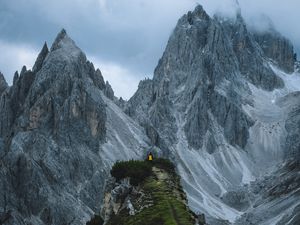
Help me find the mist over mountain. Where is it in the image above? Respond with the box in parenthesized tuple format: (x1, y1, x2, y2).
(0, 3, 300, 225)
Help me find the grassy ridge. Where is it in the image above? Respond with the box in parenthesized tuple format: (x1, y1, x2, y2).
(106, 159, 195, 225)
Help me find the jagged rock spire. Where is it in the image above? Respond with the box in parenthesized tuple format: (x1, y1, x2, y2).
(0, 71, 8, 95)
(20, 65, 27, 76)
(193, 4, 209, 19)
(104, 81, 114, 100)
(186, 4, 209, 25)
(49, 28, 85, 62)
(13, 71, 19, 85)
(50, 28, 68, 51)
(32, 42, 49, 73)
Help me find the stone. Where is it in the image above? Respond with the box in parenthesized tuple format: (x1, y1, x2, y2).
(32, 42, 49, 73)
(0, 29, 149, 225)
(0, 72, 8, 96)
(254, 28, 295, 73)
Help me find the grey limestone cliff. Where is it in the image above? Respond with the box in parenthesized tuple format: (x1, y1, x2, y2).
(254, 28, 295, 73)
(1, 3, 300, 225)
(125, 4, 300, 224)
(0, 29, 150, 225)
(127, 5, 278, 152)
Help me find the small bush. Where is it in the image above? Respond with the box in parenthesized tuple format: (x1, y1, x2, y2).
(86, 215, 103, 225)
(110, 160, 152, 186)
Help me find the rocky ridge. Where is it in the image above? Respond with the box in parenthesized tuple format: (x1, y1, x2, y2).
(125, 4, 300, 225)
(0, 29, 150, 225)
(0, 4, 299, 225)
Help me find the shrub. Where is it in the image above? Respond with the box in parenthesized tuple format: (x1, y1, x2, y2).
(110, 160, 152, 186)
(86, 215, 103, 225)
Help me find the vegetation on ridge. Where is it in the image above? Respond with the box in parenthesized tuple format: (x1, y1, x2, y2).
(106, 158, 197, 225)
(86, 158, 202, 225)
(110, 158, 175, 186)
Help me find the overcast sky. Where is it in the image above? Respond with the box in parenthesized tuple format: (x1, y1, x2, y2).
(0, 0, 299, 99)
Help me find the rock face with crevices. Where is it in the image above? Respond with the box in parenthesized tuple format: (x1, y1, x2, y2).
(284, 92, 300, 161)
(254, 28, 295, 73)
(1, 4, 300, 225)
(0, 30, 150, 225)
(126, 6, 285, 153)
(125, 4, 300, 225)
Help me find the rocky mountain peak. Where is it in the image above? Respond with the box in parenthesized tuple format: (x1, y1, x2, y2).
(13, 71, 19, 85)
(126, 5, 300, 222)
(20, 65, 27, 76)
(0, 28, 150, 225)
(178, 4, 210, 28)
(32, 42, 49, 73)
(49, 29, 84, 62)
(50, 28, 68, 51)
(191, 4, 210, 21)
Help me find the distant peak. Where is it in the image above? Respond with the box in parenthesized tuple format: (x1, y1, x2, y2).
(56, 28, 67, 41)
(194, 4, 204, 13)
(48, 28, 84, 61)
(42, 41, 49, 51)
(184, 4, 210, 26)
(193, 4, 209, 20)
(59, 28, 67, 36)
(50, 28, 69, 51)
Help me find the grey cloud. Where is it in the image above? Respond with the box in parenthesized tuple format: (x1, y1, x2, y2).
(0, 0, 299, 98)
(0, 0, 198, 93)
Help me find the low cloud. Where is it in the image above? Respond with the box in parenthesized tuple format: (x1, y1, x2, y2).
(238, 0, 300, 53)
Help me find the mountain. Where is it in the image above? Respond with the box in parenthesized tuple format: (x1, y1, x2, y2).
(0, 29, 151, 225)
(1, 4, 300, 225)
(125, 5, 300, 225)
(253, 27, 295, 73)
